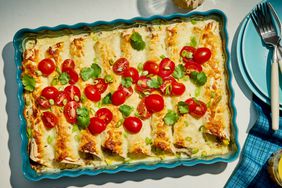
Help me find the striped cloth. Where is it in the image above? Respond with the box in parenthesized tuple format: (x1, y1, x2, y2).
(225, 96, 282, 188)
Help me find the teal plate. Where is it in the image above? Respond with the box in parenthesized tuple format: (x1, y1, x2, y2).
(13, 10, 239, 181)
(239, 0, 282, 108)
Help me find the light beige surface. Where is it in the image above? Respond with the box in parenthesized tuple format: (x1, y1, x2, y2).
(0, 0, 260, 187)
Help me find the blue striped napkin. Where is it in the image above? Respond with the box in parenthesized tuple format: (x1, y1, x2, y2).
(225, 96, 282, 188)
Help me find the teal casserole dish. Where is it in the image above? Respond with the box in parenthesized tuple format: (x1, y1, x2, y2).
(13, 9, 240, 181)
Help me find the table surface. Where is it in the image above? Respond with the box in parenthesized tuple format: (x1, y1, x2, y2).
(0, 0, 262, 187)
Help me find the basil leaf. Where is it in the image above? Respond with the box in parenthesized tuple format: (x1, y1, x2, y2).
(173, 64, 185, 80)
(91, 63, 102, 78)
(121, 77, 133, 88)
(177, 101, 189, 114)
(22, 74, 36, 92)
(147, 76, 163, 89)
(76, 107, 90, 129)
(102, 93, 112, 104)
(130, 32, 146, 51)
(163, 110, 179, 126)
(119, 104, 134, 117)
(59, 72, 70, 85)
(80, 67, 95, 81)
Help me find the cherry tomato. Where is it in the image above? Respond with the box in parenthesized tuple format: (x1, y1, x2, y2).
(144, 94, 164, 113)
(193, 47, 211, 64)
(158, 58, 175, 78)
(84, 85, 101, 102)
(64, 68, 79, 84)
(123, 117, 142, 134)
(185, 98, 197, 112)
(42, 111, 58, 128)
(137, 98, 152, 120)
(159, 76, 176, 95)
(112, 90, 126, 106)
(62, 59, 75, 72)
(64, 101, 80, 124)
(113, 57, 129, 75)
(118, 84, 133, 98)
(184, 98, 207, 118)
(36, 97, 51, 109)
(135, 76, 154, 93)
(143, 60, 159, 75)
(41, 86, 59, 100)
(180, 46, 196, 62)
(88, 117, 107, 134)
(171, 82, 186, 96)
(38, 58, 56, 76)
(55, 91, 71, 106)
(122, 67, 139, 83)
(190, 101, 207, 118)
(64, 85, 81, 101)
(93, 78, 108, 94)
(95, 108, 113, 124)
(184, 61, 202, 73)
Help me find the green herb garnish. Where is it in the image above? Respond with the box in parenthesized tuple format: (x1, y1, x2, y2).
(189, 36, 198, 47)
(22, 74, 36, 91)
(80, 63, 101, 81)
(163, 110, 179, 126)
(47, 135, 53, 144)
(121, 77, 133, 88)
(130, 32, 146, 51)
(145, 137, 152, 145)
(147, 76, 163, 89)
(104, 74, 114, 83)
(190, 71, 207, 86)
(59, 72, 70, 85)
(177, 101, 189, 114)
(119, 104, 134, 117)
(173, 64, 185, 80)
(76, 107, 90, 129)
(102, 93, 112, 105)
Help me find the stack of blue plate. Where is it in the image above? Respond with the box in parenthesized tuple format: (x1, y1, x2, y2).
(236, 0, 282, 109)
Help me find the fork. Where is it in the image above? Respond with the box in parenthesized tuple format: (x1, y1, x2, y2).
(250, 2, 281, 130)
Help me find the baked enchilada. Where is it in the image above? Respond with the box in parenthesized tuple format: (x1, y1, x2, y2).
(20, 16, 233, 173)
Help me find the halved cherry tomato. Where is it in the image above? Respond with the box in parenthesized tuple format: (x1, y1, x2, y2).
(42, 111, 58, 128)
(64, 68, 79, 84)
(171, 82, 186, 96)
(88, 117, 107, 134)
(190, 101, 207, 118)
(95, 108, 113, 124)
(36, 97, 51, 109)
(62, 59, 75, 72)
(123, 116, 142, 134)
(137, 98, 152, 120)
(185, 98, 207, 118)
(41, 86, 59, 100)
(64, 85, 81, 101)
(145, 94, 164, 113)
(158, 58, 175, 78)
(118, 84, 133, 98)
(135, 76, 154, 93)
(193, 47, 211, 64)
(185, 98, 197, 112)
(55, 91, 71, 106)
(113, 57, 129, 75)
(64, 101, 80, 124)
(112, 90, 126, 106)
(159, 76, 176, 95)
(38, 58, 56, 76)
(93, 78, 108, 94)
(180, 46, 196, 62)
(122, 67, 139, 83)
(143, 60, 159, 75)
(184, 61, 202, 73)
(84, 85, 101, 102)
